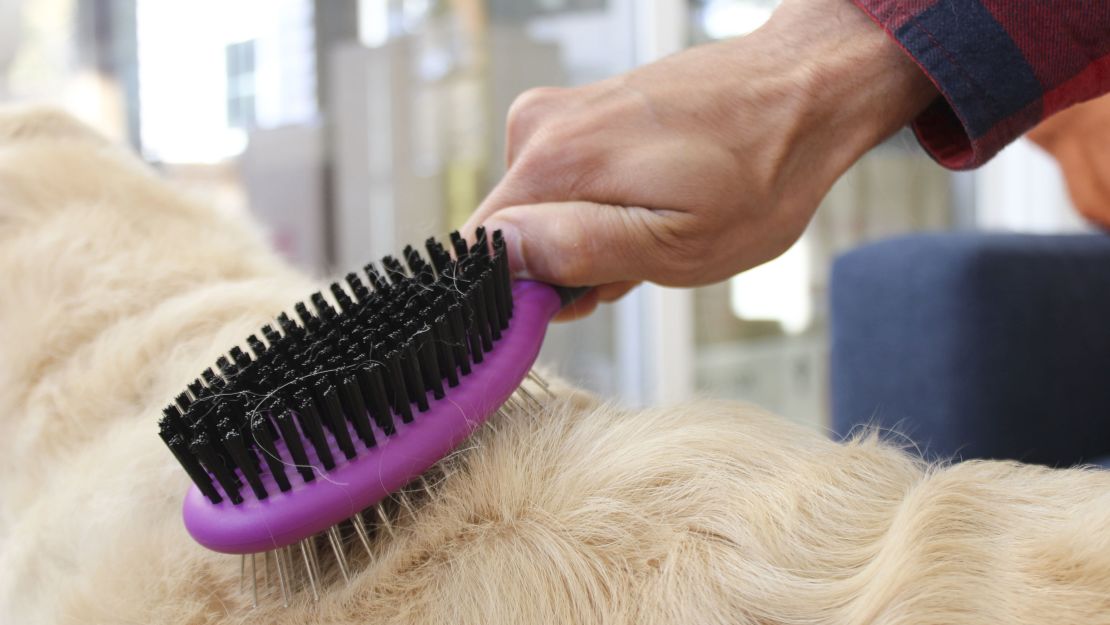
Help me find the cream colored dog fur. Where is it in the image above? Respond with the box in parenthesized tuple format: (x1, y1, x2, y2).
(0, 108, 1107, 624)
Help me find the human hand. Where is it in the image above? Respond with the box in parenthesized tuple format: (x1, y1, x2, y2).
(1028, 93, 1110, 230)
(464, 0, 936, 320)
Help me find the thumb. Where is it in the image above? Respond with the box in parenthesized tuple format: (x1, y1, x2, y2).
(480, 201, 663, 287)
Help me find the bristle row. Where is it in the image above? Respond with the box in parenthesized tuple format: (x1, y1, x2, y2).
(158, 229, 512, 504)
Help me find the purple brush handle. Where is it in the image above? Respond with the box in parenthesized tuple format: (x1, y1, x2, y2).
(182, 280, 562, 554)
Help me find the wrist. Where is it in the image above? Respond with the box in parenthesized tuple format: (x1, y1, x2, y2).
(753, 0, 938, 165)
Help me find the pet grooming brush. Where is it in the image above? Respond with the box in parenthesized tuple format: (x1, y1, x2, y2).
(158, 227, 585, 605)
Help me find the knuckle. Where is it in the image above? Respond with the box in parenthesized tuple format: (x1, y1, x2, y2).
(507, 87, 564, 137)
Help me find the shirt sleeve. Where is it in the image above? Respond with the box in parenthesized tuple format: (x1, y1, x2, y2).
(851, 0, 1110, 170)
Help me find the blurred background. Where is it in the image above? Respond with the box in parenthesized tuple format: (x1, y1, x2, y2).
(0, 0, 1091, 430)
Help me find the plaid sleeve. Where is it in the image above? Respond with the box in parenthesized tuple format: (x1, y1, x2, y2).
(852, 0, 1110, 170)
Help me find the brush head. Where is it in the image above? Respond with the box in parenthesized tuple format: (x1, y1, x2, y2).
(158, 228, 562, 554)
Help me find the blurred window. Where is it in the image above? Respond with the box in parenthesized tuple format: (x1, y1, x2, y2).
(226, 40, 257, 130)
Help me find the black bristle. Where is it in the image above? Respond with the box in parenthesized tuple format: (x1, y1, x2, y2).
(425, 237, 450, 275)
(330, 282, 355, 313)
(294, 302, 317, 330)
(174, 391, 193, 413)
(161, 404, 189, 439)
(346, 272, 372, 303)
(230, 346, 252, 369)
(398, 337, 430, 412)
(433, 313, 460, 387)
(295, 392, 336, 470)
(382, 256, 408, 285)
(187, 379, 205, 401)
(261, 324, 282, 346)
(158, 230, 525, 507)
(277, 312, 300, 337)
(275, 409, 315, 483)
(215, 355, 236, 379)
(251, 414, 291, 492)
(223, 429, 268, 500)
(473, 226, 489, 257)
(470, 278, 492, 353)
(412, 324, 445, 399)
(481, 268, 503, 340)
(403, 245, 425, 276)
(358, 365, 396, 435)
(416, 263, 435, 287)
(339, 375, 376, 447)
(450, 231, 469, 259)
(190, 432, 243, 504)
(311, 292, 337, 321)
(384, 353, 414, 423)
(317, 381, 357, 460)
(492, 230, 513, 324)
(247, 334, 267, 358)
(364, 263, 390, 292)
(470, 280, 494, 352)
(464, 297, 486, 365)
(162, 431, 222, 503)
(446, 301, 472, 374)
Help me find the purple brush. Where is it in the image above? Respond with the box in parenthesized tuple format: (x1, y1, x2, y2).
(158, 228, 584, 605)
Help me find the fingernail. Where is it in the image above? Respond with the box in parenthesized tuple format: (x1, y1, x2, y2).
(486, 220, 532, 279)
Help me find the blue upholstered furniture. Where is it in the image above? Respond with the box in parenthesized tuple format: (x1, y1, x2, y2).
(830, 232, 1110, 467)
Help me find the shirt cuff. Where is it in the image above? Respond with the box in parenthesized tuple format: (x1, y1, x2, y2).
(851, 0, 1045, 170)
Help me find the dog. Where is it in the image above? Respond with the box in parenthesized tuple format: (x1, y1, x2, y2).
(0, 107, 1107, 624)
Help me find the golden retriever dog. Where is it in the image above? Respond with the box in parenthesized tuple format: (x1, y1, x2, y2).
(0, 107, 1107, 625)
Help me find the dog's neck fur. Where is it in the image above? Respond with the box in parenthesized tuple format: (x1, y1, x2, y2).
(0, 108, 1108, 624)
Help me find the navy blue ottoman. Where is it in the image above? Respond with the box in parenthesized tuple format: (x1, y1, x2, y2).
(830, 233, 1110, 466)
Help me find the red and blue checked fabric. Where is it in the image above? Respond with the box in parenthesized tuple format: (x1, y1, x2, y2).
(852, 0, 1110, 170)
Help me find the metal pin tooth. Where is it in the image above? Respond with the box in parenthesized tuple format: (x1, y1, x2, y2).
(275, 546, 291, 607)
(286, 547, 300, 596)
(300, 540, 320, 602)
(527, 371, 555, 396)
(264, 550, 272, 593)
(419, 475, 434, 499)
(307, 536, 323, 586)
(511, 389, 533, 410)
(239, 554, 246, 592)
(529, 370, 550, 386)
(397, 491, 418, 521)
(250, 553, 259, 608)
(352, 512, 374, 557)
(327, 526, 351, 583)
(376, 503, 396, 539)
(517, 386, 544, 410)
(290, 548, 304, 595)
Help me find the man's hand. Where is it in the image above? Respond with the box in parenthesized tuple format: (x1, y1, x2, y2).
(464, 0, 936, 319)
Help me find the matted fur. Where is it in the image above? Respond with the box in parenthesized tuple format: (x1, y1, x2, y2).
(0, 108, 1107, 624)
